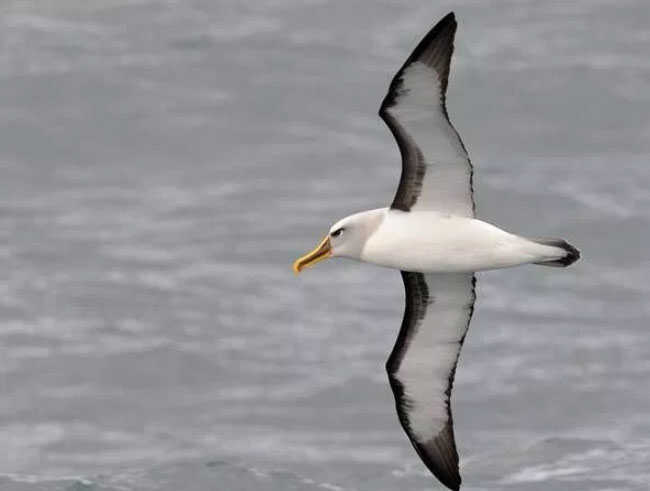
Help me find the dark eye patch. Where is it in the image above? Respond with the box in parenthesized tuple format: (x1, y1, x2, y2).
(330, 228, 344, 238)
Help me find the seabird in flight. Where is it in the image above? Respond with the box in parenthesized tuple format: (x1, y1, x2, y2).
(293, 11, 579, 491)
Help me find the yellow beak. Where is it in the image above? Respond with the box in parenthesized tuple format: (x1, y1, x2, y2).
(293, 236, 332, 274)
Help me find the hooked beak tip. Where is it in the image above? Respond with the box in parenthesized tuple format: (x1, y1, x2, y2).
(292, 236, 332, 275)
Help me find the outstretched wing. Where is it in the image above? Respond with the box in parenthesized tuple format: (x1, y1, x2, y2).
(386, 272, 476, 491)
(379, 12, 474, 216)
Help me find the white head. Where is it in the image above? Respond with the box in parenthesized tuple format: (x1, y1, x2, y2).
(293, 209, 385, 273)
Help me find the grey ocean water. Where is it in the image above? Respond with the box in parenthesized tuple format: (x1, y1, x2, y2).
(1, 1, 649, 490)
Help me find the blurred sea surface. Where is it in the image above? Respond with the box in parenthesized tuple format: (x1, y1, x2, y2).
(1, 1, 649, 490)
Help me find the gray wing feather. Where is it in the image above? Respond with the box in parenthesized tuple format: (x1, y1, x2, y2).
(379, 12, 475, 216)
(387, 271, 476, 491)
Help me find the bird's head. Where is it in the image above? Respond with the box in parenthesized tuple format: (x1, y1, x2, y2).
(292, 209, 384, 274)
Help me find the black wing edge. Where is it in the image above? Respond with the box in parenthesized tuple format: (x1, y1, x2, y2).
(386, 272, 476, 491)
(378, 12, 464, 213)
(380, 11, 457, 115)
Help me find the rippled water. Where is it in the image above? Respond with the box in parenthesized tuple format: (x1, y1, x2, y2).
(1, 1, 649, 490)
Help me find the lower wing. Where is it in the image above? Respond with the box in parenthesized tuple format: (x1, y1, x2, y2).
(386, 271, 476, 490)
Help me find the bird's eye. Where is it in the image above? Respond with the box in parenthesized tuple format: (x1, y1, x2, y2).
(330, 228, 344, 238)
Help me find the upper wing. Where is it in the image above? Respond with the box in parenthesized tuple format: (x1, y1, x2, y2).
(379, 12, 475, 216)
(386, 271, 476, 491)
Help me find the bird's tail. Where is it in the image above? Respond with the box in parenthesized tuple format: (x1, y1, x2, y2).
(531, 238, 580, 267)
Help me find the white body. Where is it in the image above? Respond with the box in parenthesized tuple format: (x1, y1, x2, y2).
(350, 208, 565, 273)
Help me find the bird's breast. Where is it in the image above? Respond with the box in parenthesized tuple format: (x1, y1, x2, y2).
(360, 211, 534, 273)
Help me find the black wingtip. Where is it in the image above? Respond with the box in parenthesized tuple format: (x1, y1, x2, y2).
(436, 11, 457, 32)
(443, 11, 456, 23)
(424, 423, 461, 490)
(380, 11, 459, 114)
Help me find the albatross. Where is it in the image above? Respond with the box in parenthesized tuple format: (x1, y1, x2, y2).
(292, 12, 579, 491)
